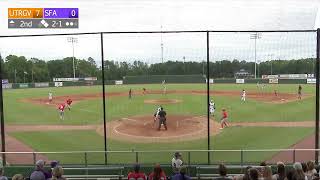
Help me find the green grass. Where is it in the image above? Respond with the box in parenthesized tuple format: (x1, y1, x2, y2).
(3, 84, 316, 124)
(10, 127, 314, 164)
(4, 83, 317, 164)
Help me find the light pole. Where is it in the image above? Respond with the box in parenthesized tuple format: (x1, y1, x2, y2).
(183, 56, 186, 73)
(268, 54, 274, 75)
(250, 33, 262, 79)
(160, 25, 164, 63)
(67, 37, 78, 79)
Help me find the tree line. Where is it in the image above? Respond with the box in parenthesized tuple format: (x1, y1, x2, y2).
(0, 54, 316, 83)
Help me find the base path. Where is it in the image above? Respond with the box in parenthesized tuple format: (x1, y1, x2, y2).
(21, 90, 311, 107)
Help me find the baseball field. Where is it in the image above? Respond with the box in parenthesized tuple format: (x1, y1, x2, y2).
(2, 83, 316, 165)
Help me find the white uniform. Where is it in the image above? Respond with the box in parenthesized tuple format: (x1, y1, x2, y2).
(154, 107, 161, 121)
(171, 157, 183, 169)
(209, 101, 215, 114)
(162, 80, 166, 94)
(48, 92, 53, 101)
(241, 90, 246, 101)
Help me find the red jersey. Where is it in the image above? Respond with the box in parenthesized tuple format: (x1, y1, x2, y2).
(148, 172, 166, 180)
(127, 172, 146, 180)
(66, 99, 72, 105)
(222, 111, 228, 118)
(58, 104, 65, 111)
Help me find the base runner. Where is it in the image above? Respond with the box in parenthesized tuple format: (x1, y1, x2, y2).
(58, 103, 66, 120)
(66, 98, 73, 111)
(220, 108, 229, 130)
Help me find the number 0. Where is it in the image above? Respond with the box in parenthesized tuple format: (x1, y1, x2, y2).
(71, 10, 76, 17)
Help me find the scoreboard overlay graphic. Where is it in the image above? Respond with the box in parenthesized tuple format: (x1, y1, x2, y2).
(8, 8, 79, 29)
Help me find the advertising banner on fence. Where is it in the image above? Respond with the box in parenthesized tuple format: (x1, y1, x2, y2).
(2, 79, 9, 84)
(53, 78, 79, 82)
(307, 78, 316, 84)
(19, 83, 29, 88)
(269, 79, 279, 84)
(205, 79, 214, 84)
(54, 82, 63, 87)
(35, 82, 49, 88)
(236, 79, 245, 84)
(84, 77, 97, 81)
(279, 74, 307, 79)
(115, 80, 123, 85)
(2, 83, 12, 89)
(262, 75, 279, 79)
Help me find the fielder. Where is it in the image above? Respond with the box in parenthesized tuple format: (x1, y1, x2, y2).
(48, 92, 53, 104)
(162, 80, 166, 94)
(241, 89, 246, 101)
(220, 108, 229, 130)
(298, 85, 302, 100)
(66, 98, 73, 111)
(129, 88, 132, 99)
(58, 103, 66, 120)
(209, 100, 215, 116)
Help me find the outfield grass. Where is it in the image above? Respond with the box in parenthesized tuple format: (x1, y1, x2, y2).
(3, 84, 316, 124)
(10, 127, 314, 164)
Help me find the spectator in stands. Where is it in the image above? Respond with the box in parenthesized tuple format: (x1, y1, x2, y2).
(307, 161, 317, 178)
(302, 163, 308, 174)
(12, 174, 25, 180)
(272, 162, 286, 180)
(172, 166, 190, 180)
(0, 167, 8, 180)
(30, 160, 51, 180)
(249, 168, 259, 180)
(259, 162, 267, 179)
(213, 164, 232, 180)
(235, 166, 251, 180)
(148, 163, 166, 180)
(51, 166, 66, 180)
(171, 152, 183, 174)
(287, 169, 296, 180)
(128, 163, 147, 180)
(293, 169, 306, 180)
(261, 166, 273, 180)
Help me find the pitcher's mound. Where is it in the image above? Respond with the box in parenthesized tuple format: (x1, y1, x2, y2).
(144, 99, 182, 104)
(97, 115, 221, 143)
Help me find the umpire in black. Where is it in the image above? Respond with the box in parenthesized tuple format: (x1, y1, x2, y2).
(158, 107, 167, 131)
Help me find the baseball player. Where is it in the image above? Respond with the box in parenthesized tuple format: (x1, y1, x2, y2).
(48, 92, 53, 103)
(142, 88, 147, 95)
(129, 88, 132, 99)
(58, 103, 66, 120)
(209, 100, 215, 116)
(298, 85, 302, 100)
(241, 89, 246, 101)
(274, 90, 278, 97)
(66, 98, 73, 111)
(153, 106, 162, 123)
(162, 80, 166, 94)
(157, 107, 167, 131)
(171, 152, 183, 174)
(220, 108, 229, 130)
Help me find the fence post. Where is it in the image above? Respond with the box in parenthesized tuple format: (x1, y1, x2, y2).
(240, 150, 244, 167)
(84, 152, 88, 167)
(135, 152, 139, 163)
(33, 152, 36, 165)
(206, 31, 211, 165)
(316, 28, 320, 165)
(293, 149, 296, 163)
(188, 151, 191, 166)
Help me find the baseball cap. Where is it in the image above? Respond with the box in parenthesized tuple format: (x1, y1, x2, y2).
(36, 160, 45, 167)
(174, 152, 182, 157)
(50, 160, 59, 168)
